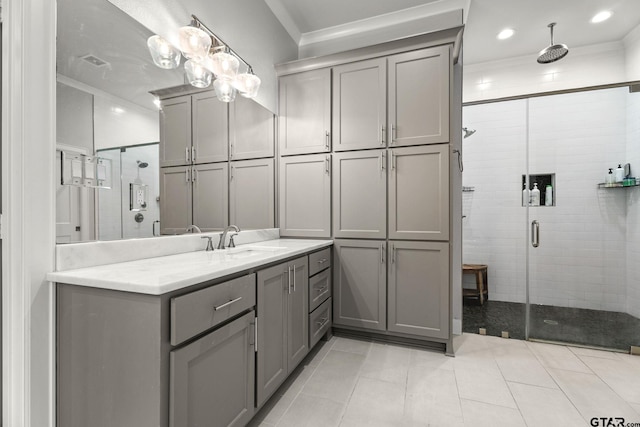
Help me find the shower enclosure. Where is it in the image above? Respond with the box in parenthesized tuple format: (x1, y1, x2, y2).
(97, 143, 159, 240)
(462, 86, 640, 352)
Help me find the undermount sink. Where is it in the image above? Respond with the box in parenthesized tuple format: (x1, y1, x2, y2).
(222, 245, 288, 259)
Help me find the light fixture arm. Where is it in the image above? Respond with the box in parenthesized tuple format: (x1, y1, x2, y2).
(190, 14, 253, 73)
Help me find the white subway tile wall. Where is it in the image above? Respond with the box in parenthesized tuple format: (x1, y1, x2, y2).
(462, 87, 639, 316)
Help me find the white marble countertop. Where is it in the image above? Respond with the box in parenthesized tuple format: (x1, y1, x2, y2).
(47, 239, 333, 295)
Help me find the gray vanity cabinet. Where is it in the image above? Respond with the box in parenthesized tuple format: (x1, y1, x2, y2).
(160, 165, 192, 235)
(278, 68, 332, 155)
(170, 311, 255, 427)
(191, 91, 229, 164)
(388, 241, 449, 339)
(388, 144, 449, 241)
(332, 150, 387, 239)
(229, 159, 274, 229)
(160, 95, 192, 167)
(256, 256, 309, 407)
(279, 154, 331, 238)
(387, 46, 450, 147)
(333, 239, 387, 331)
(229, 96, 275, 160)
(192, 162, 229, 231)
(332, 58, 387, 151)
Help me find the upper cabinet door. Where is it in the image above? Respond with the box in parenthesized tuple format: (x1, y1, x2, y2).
(388, 46, 450, 147)
(333, 150, 387, 239)
(193, 163, 229, 231)
(229, 158, 275, 230)
(192, 92, 229, 164)
(279, 154, 331, 238)
(389, 145, 449, 241)
(229, 97, 275, 160)
(279, 69, 331, 156)
(160, 96, 191, 167)
(332, 58, 387, 151)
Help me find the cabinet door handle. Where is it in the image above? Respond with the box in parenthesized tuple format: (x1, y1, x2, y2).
(230, 166, 234, 181)
(213, 296, 243, 311)
(381, 125, 385, 145)
(185, 146, 190, 163)
(325, 156, 330, 174)
(192, 168, 197, 182)
(191, 146, 196, 163)
(287, 266, 292, 294)
(390, 151, 395, 170)
(185, 169, 190, 182)
(292, 264, 296, 292)
(391, 124, 396, 143)
(253, 317, 258, 353)
(317, 317, 329, 328)
(380, 244, 384, 264)
(325, 131, 330, 150)
(391, 244, 396, 264)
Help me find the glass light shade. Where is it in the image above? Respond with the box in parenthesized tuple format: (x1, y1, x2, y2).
(185, 59, 213, 88)
(210, 51, 239, 79)
(147, 35, 181, 69)
(178, 26, 211, 59)
(234, 72, 261, 98)
(214, 78, 237, 102)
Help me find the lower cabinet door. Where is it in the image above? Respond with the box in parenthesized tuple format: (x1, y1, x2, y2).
(287, 257, 309, 372)
(256, 262, 288, 407)
(170, 311, 255, 427)
(388, 241, 449, 339)
(333, 239, 387, 331)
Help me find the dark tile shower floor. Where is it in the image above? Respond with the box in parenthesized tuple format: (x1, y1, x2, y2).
(463, 299, 640, 351)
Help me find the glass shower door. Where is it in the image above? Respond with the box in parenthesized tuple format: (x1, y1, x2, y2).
(525, 89, 640, 351)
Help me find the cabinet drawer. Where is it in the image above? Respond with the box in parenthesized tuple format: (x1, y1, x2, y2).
(309, 247, 331, 276)
(309, 297, 332, 349)
(309, 268, 331, 313)
(171, 274, 256, 346)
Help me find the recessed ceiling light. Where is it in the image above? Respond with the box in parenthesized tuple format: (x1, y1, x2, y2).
(591, 11, 612, 23)
(497, 28, 515, 40)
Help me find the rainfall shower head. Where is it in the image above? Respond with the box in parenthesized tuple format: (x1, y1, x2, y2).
(137, 160, 149, 168)
(537, 23, 569, 64)
(462, 127, 476, 138)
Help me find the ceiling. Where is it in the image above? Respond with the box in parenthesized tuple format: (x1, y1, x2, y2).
(266, 0, 640, 65)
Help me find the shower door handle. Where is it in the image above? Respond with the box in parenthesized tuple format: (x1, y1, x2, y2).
(531, 220, 540, 248)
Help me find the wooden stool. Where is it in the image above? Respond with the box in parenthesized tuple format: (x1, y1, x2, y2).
(463, 264, 488, 305)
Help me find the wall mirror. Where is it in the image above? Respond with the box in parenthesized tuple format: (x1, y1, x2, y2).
(57, 0, 280, 244)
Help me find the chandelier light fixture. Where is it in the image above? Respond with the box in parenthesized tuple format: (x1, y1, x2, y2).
(147, 15, 261, 101)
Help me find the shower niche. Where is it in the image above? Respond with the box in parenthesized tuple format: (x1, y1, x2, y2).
(522, 173, 555, 207)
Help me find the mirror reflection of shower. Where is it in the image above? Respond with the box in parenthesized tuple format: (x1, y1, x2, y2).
(97, 143, 159, 240)
(463, 127, 476, 138)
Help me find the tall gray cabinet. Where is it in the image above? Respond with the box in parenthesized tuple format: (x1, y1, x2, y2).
(159, 90, 275, 234)
(276, 33, 461, 353)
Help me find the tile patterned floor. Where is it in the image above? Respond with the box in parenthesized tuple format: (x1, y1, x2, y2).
(249, 333, 640, 427)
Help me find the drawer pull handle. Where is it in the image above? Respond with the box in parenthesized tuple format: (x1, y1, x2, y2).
(213, 296, 243, 311)
(316, 285, 328, 293)
(316, 317, 329, 328)
(317, 258, 327, 264)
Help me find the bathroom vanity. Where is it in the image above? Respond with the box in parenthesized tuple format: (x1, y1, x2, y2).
(48, 236, 332, 427)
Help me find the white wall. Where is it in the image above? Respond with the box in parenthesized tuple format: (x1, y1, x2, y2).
(626, 91, 640, 318)
(56, 82, 93, 151)
(463, 42, 626, 104)
(463, 88, 633, 312)
(624, 24, 640, 84)
(94, 95, 159, 150)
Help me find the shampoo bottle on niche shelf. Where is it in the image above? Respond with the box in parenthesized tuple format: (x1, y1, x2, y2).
(523, 183, 529, 206)
(531, 183, 540, 206)
(606, 168, 615, 185)
(545, 185, 553, 206)
(615, 164, 625, 182)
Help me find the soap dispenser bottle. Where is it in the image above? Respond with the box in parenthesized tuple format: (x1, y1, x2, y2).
(606, 168, 614, 185)
(531, 183, 540, 206)
(615, 164, 625, 182)
(523, 183, 529, 206)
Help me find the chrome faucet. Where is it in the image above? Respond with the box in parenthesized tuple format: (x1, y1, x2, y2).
(186, 224, 202, 233)
(201, 236, 215, 251)
(218, 225, 240, 249)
